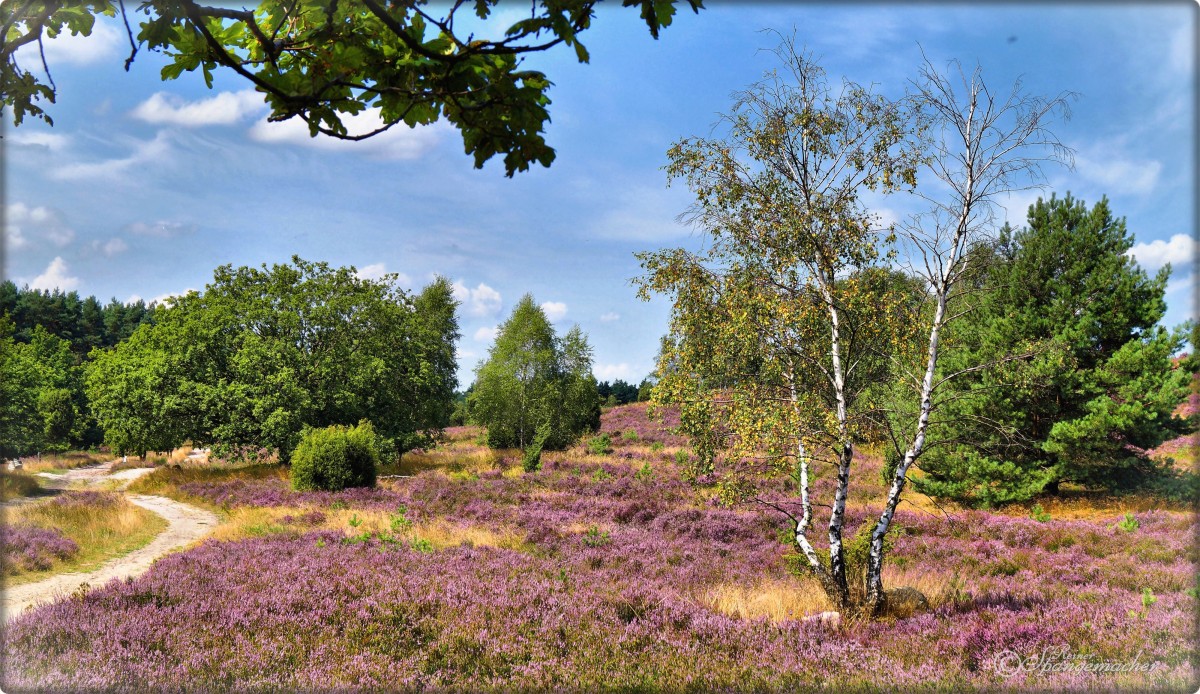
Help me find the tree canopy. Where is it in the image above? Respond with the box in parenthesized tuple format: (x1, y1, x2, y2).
(84, 257, 459, 460)
(916, 194, 1191, 505)
(0, 281, 154, 356)
(2, 0, 702, 176)
(469, 294, 599, 450)
(637, 39, 1074, 617)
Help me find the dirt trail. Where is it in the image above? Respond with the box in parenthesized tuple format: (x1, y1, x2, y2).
(3, 461, 219, 621)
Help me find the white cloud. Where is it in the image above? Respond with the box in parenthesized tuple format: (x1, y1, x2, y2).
(1128, 233, 1195, 273)
(132, 90, 266, 127)
(8, 130, 70, 152)
(6, 203, 73, 250)
(1073, 144, 1162, 197)
(30, 257, 79, 291)
(99, 238, 128, 257)
(23, 18, 122, 66)
(541, 301, 568, 321)
(599, 312, 620, 322)
(52, 132, 171, 181)
(594, 363, 635, 381)
(125, 294, 143, 304)
(5, 225, 28, 250)
(473, 326, 499, 342)
(1166, 271, 1194, 297)
(355, 263, 388, 281)
(354, 263, 411, 285)
(150, 288, 197, 306)
(248, 110, 449, 160)
(452, 281, 502, 317)
(126, 220, 194, 237)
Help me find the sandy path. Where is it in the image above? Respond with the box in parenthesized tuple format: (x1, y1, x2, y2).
(3, 466, 219, 621)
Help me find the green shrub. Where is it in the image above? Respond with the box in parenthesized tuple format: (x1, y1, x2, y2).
(622, 429, 639, 441)
(1029, 504, 1051, 522)
(1116, 512, 1139, 532)
(523, 423, 552, 472)
(587, 433, 612, 456)
(649, 441, 664, 453)
(290, 421, 380, 492)
(582, 525, 611, 547)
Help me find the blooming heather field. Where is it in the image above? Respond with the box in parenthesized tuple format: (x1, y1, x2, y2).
(3, 404, 1196, 691)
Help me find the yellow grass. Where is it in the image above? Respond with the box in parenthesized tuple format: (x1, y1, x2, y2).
(698, 577, 832, 622)
(207, 505, 528, 551)
(16, 450, 110, 474)
(127, 464, 287, 511)
(4, 494, 167, 586)
(0, 471, 41, 501)
(698, 567, 958, 623)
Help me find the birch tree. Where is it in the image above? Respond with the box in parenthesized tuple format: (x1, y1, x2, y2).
(863, 60, 1073, 613)
(638, 40, 1073, 617)
(636, 38, 923, 612)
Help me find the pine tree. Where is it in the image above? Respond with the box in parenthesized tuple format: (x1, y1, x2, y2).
(916, 194, 1190, 505)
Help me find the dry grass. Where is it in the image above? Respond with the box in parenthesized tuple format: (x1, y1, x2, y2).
(4, 494, 167, 586)
(16, 450, 110, 474)
(698, 567, 959, 624)
(208, 505, 527, 551)
(698, 577, 833, 622)
(385, 443, 516, 479)
(993, 492, 1189, 520)
(127, 465, 288, 511)
(0, 471, 42, 501)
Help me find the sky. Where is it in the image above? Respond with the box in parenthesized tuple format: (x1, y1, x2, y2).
(3, 2, 1197, 387)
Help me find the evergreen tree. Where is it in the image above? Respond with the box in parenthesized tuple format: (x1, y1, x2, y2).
(916, 194, 1190, 505)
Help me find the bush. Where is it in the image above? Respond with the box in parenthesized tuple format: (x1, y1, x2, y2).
(587, 433, 612, 456)
(290, 421, 380, 492)
(523, 423, 552, 472)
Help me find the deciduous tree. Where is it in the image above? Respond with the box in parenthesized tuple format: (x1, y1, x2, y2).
(470, 294, 599, 451)
(2, 0, 702, 176)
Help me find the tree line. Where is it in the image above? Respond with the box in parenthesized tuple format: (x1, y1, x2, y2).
(0, 282, 154, 355)
(84, 257, 459, 462)
(0, 284, 155, 456)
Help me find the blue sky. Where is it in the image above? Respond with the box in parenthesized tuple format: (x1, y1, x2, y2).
(4, 2, 1196, 387)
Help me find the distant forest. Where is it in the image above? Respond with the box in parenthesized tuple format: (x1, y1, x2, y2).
(0, 281, 155, 355)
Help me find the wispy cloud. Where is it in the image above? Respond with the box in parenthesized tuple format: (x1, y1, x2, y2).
(6, 202, 73, 249)
(132, 90, 266, 127)
(97, 238, 128, 257)
(1073, 141, 1162, 197)
(589, 185, 691, 242)
(126, 220, 195, 238)
(248, 111, 449, 160)
(52, 132, 172, 181)
(8, 130, 70, 152)
(30, 257, 80, 291)
(452, 281, 502, 317)
(599, 312, 620, 322)
(473, 326, 499, 342)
